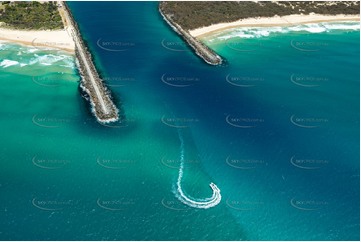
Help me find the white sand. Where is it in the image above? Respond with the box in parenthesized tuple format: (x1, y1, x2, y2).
(0, 27, 75, 52)
(189, 14, 360, 38)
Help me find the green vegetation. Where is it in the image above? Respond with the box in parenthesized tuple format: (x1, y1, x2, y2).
(160, 1, 360, 30)
(0, 1, 63, 30)
(0, 3, 6, 12)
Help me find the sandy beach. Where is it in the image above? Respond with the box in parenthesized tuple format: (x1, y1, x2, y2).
(0, 27, 75, 52)
(189, 14, 360, 38)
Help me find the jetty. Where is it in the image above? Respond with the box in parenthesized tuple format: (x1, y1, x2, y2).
(159, 2, 223, 66)
(60, 2, 119, 123)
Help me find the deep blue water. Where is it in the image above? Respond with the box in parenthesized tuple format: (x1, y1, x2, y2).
(0, 1, 359, 240)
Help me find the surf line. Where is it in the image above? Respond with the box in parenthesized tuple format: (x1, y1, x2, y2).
(173, 128, 221, 209)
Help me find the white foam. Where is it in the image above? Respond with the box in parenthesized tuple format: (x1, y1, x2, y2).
(27, 48, 39, 53)
(1, 43, 74, 69)
(208, 22, 360, 41)
(174, 129, 221, 209)
(0, 59, 19, 68)
(302, 23, 327, 33)
(322, 22, 360, 30)
(29, 53, 73, 66)
(218, 32, 255, 40)
(38, 54, 65, 66)
(60, 58, 76, 68)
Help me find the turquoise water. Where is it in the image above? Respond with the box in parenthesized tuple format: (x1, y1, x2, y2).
(0, 2, 359, 240)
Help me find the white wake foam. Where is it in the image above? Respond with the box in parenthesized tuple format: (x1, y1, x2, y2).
(174, 129, 221, 209)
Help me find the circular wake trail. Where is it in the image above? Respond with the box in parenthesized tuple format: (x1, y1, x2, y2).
(174, 129, 221, 209)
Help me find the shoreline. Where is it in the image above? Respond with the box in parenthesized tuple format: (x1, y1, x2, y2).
(0, 2, 119, 123)
(0, 1, 75, 53)
(0, 27, 75, 53)
(189, 14, 360, 38)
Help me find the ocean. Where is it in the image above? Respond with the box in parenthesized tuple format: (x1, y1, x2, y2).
(0, 2, 359, 240)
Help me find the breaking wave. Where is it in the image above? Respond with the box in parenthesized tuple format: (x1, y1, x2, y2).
(208, 22, 360, 41)
(0, 59, 20, 68)
(0, 43, 74, 68)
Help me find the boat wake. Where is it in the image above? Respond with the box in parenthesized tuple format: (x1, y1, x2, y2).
(173, 129, 221, 209)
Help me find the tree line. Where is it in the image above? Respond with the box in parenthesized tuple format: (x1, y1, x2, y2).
(160, 1, 360, 30)
(0, 1, 63, 30)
